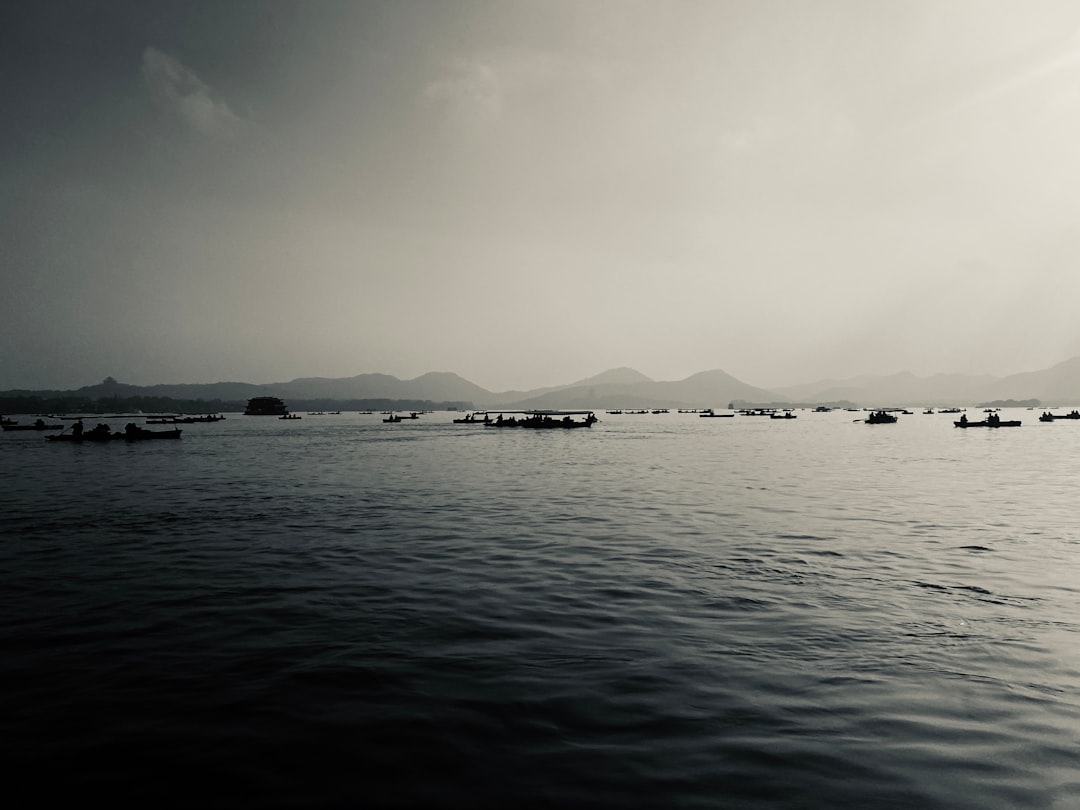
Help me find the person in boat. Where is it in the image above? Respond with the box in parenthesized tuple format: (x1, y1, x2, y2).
(959, 413, 968, 424)
(34, 418, 45, 428)
(88, 422, 112, 439)
(71, 419, 84, 438)
(125, 422, 144, 437)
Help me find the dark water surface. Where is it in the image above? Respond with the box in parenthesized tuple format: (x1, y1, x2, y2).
(3, 410, 1079, 808)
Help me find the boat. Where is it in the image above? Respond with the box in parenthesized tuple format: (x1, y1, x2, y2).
(244, 397, 289, 416)
(1039, 411, 1080, 422)
(486, 410, 598, 429)
(146, 414, 226, 424)
(279, 413, 301, 420)
(383, 412, 420, 423)
(770, 412, 797, 420)
(2, 419, 63, 431)
(954, 418, 1021, 428)
(453, 412, 490, 424)
(864, 411, 898, 424)
(699, 409, 734, 418)
(47, 423, 182, 442)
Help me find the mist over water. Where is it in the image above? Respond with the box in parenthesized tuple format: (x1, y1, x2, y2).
(3, 410, 1079, 808)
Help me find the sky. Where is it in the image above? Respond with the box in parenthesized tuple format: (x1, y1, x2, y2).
(5, 0, 1080, 393)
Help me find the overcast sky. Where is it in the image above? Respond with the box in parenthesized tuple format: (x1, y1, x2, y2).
(4, 0, 1080, 392)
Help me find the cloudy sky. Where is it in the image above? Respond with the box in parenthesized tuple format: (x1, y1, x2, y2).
(5, 0, 1080, 392)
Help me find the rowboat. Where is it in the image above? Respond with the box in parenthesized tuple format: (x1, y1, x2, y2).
(48, 426, 183, 442)
(486, 410, 598, 429)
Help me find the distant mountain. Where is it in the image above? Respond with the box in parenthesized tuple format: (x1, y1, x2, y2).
(979, 356, 1080, 404)
(773, 371, 999, 407)
(507, 368, 780, 409)
(263, 371, 493, 404)
(6, 357, 1080, 409)
(571, 367, 654, 387)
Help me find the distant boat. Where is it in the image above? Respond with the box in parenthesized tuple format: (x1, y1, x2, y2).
(1039, 411, 1080, 422)
(3, 419, 63, 431)
(699, 409, 734, 418)
(245, 397, 288, 416)
(770, 412, 797, 420)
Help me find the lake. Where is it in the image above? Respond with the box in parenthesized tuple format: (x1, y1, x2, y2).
(3, 409, 1079, 808)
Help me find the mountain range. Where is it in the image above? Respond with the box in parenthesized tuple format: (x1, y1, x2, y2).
(5, 357, 1080, 409)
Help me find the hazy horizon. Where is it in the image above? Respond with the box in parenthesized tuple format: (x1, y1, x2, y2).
(6, 1, 1080, 393)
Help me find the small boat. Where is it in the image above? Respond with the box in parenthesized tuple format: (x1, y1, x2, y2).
(279, 413, 301, 420)
(699, 409, 734, 418)
(864, 411, 898, 424)
(954, 419, 1021, 428)
(383, 412, 420, 423)
(770, 412, 797, 420)
(1039, 411, 1080, 422)
(453, 412, 490, 424)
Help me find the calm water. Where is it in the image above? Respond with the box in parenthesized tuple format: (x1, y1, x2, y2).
(3, 410, 1079, 808)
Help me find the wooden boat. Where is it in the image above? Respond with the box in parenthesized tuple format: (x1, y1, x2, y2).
(770, 412, 797, 419)
(48, 426, 182, 442)
(486, 410, 598, 429)
(453, 412, 490, 424)
(864, 411, 898, 424)
(279, 414, 301, 420)
(954, 419, 1020, 428)
(146, 414, 225, 424)
(383, 412, 420, 423)
(3, 420, 63, 431)
(699, 409, 734, 418)
(1039, 411, 1080, 422)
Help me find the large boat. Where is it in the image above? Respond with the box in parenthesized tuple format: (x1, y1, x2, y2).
(146, 414, 226, 424)
(2, 419, 63, 431)
(48, 423, 183, 442)
(486, 410, 598, 429)
(244, 397, 289, 416)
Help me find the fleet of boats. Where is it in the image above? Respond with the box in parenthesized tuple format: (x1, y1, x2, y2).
(11, 398, 1080, 444)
